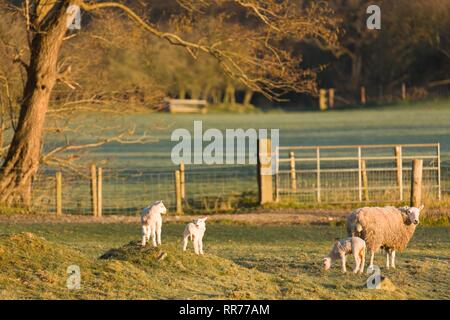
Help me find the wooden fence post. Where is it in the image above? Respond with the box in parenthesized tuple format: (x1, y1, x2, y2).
(395, 146, 403, 201)
(319, 89, 327, 111)
(328, 88, 335, 109)
(401, 83, 407, 100)
(97, 167, 102, 218)
(316, 147, 321, 203)
(56, 171, 62, 216)
(90, 164, 98, 217)
(289, 152, 297, 191)
(360, 86, 366, 105)
(361, 160, 369, 202)
(411, 159, 423, 207)
(175, 170, 183, 214)
(257, 138, 273, 204)
(180, 161, 185, 200)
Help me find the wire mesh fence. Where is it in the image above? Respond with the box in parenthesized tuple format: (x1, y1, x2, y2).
(30, 165, 257, 215)
(26, 143, 449, 215)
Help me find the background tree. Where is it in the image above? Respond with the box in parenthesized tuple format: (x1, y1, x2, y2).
(0, 0, 338, 205)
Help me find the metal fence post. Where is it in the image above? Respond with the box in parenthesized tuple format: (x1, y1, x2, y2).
(97, 167, 102, 218)
(358, 147, 363, 202)
(395, 146, 403, 201)
(316, 147, 321, 203)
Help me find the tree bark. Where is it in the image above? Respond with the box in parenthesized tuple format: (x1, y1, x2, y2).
(243, 89, 254, 105)
(350, 53, 363, 99)
(0, 1, 70, 206)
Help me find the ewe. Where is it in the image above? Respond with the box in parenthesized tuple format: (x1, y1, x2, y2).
(347, 205, 423, 269)
(323, 237, 366, 274)
(141, 200, 167, 247)
(182, 217, 208, 255)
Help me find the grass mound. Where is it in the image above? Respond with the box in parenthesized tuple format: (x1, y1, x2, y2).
(0, 234, 279, 299)
(100, 240, 279, 299)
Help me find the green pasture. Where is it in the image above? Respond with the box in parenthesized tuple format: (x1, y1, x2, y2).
(0, 222, 448, 299)
(46, 99, 450, 168)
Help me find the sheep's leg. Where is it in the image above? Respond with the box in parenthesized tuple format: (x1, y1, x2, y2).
(386, 250, 390, 269)
(182, 234, 189, 251)
(341, 255, 346, 273)
(141, 225, 148, 247)
(151, 227, 157, 247)
(193, 238, 199, 254)
(156, 226, 162, 245)
(199, 237, 204, 255)
(359, 248, 366, 274)
(391, 251, 396, 269)
(353, 255, 360, 274)
(368, 250, 375, 270)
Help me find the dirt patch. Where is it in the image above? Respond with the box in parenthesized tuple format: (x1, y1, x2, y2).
(0, 208, 349, 225)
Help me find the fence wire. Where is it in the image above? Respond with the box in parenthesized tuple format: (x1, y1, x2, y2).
(26, 146, 449, 215)
(30, 165, 257, 215)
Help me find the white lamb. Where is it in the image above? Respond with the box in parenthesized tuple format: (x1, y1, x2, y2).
(182, 217, 208, 255)
(323, 237, 366, 274)
(141, 200, 167, 247)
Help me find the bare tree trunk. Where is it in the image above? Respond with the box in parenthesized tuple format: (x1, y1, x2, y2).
(350, 53, 363, 100)
(223, 83, 236, 104)
(0, 1, 69, 206)
(243, 89, 254, 105)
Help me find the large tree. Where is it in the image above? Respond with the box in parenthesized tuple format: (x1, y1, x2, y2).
(0, 0, 338, 206)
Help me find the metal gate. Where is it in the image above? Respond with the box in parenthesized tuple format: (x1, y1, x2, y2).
(275, 143, 441, 204)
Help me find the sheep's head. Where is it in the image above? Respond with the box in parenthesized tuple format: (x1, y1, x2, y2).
(153, 200, 167, 214)
(193, 217, 207, 230)
(323, 257, 331, 270)
(401, 205, 423, 225)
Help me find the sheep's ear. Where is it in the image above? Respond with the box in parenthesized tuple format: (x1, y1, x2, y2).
(203, 217, 208, 221)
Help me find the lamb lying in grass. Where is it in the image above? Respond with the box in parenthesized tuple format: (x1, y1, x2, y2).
(141, 200, 167, 247)
(323, 237, 366, 274)
(182, 217, 207, 255)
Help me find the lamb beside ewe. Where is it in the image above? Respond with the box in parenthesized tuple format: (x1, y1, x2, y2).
(323, 236, 366, 274)
(347, 205, 423, 269)
(141, 200, 167, 247)
(182, 217, 207, 255)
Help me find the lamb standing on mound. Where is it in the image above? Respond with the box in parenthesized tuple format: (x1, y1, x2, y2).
(346, 205, 423, 269)
(141, 200, 167, 247)
(183, 217, 207, 255)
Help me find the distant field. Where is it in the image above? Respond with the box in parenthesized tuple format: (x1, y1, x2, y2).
(47, 99, 450, 168)
(32, 100, 450, 214)
(0, 221, 448, 299)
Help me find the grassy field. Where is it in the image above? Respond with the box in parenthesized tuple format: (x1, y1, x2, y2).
(51, 99, 450, 168)
(34, 99, 450, 214)
(0, 220, 448, 299)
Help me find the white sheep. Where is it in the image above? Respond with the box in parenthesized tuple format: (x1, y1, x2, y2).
(346, 205, 423, 269)
(182, 217, 208, 254)
(323, 237, 366, 274)
(141, 200, 167, 247)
